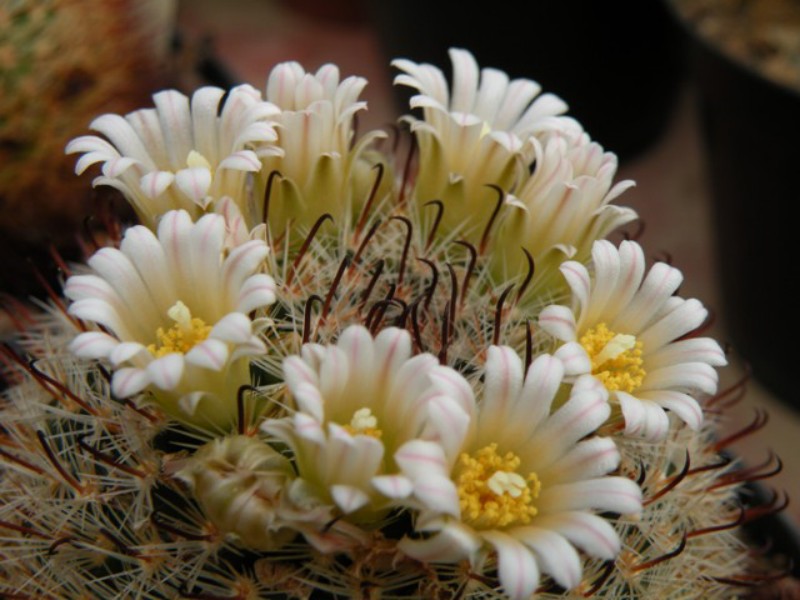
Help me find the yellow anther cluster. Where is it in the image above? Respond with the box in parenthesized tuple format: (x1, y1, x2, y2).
(147, 301, 212, 357)
(580, 322, 646, 393)
(342, 407, 383, 439)
(456, 443, 540, 529)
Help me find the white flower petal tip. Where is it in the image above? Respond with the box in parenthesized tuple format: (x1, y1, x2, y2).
(268, 325, 475, 522)
(64, 210, 276, 429)
(371, 476, 414, 499)
(541, 239, 725, 436)
(331, 485, 370, 514)
(66, 85, 278, 227)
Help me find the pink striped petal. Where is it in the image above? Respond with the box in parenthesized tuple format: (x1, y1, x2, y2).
(534, 512, 621, 560)
(175, 167, 212, 205)
(69, 332, 119, 359)
(331, 485, 370, 514)
(481, 345, 524, 419)
(554, 341, 591, 376)
(185, 339, 229, 371)
(639, 390, 703, 431)
(539, 437, 619, 484)
(617, 391, 670, 440)
(110, 341, 148, 365)
(539, 477, 642, 515)
(399, 521, 479, 563)
(538, 304, 577, 342)
(145, 354, 185, 390)
(138, 170, 174, 199)
(482, 530, 540, 600)
(645, 337, 727, 370)
(372, 475, 413, 499)
(512, 527, 582, 590)
(112, 367, 150, 398)
(641, 362, 719, 396)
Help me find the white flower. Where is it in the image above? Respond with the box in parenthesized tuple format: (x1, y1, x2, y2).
(67, 85, 279, 228)
(539, 240, 728, 440)
(261, 325, 474, 530)
(393, 48, 578, 238)
(255, 62, 384, 234)
(398, 348, 641, 600)
(65, 209, 276, 430)
(491, 132, 638, 294)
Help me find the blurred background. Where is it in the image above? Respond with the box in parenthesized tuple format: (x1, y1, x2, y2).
(2, 0, 798, 543)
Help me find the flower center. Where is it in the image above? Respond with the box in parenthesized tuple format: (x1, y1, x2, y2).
(456, 443, 540, 529)
(580, 322, 646, 393)
(147, 301, 212, 357)
(342, 407, 382, 439)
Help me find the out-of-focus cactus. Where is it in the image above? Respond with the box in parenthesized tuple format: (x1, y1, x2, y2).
(0, 0, 175, 296)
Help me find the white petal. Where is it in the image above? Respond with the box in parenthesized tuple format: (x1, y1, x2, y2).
(209, 312, 252, 343)
(185, 339, 230, 370)
(638, 298, 707, 350)
(513, 528, 582, 590)
(517, 354, 565, 434)
(554, 342, 591, 376)
(538, 304, 577, 342)
(482, 530, 540, 600)
(69, 332, 118, 359)
(533, 512, 621, 560)
(373, 327, 413, 385)
(641, 362, 719, 396)
(639, 390, 703, 431)
(218, 150, 261, 172)
(110, 341, 148, 365)
(617, 391, 670, 440)
(645, 337, 727, 370)
(531, 384, 609, 467)
(145, 354, 185, 390)
(422, 395, 471, 463)
(372, 475, 413, 499)
(583, 240, 621, 325)
(394, 439, 450, 480)
(559, 261, 591, 313)
(291, 381, 325, 422)
(413, 474, 461, 517)
(236, 274, 276, 313)
(481, 345, 524, 420)
(539, 477, 642, 515)
(112, 367, 150, 398)
(191, 86, 225, 161)
(427, 366, 476, 419)
(291, 413, 326, 445)
(153, 90, 193, 167)
(398, 520, 480, 563)
(616, 262, 683, 334)
(223, 240, 270, 297)
(175, 167, 212, 205)
(331, 485, 370, 514)
(539, 437, 619, 483)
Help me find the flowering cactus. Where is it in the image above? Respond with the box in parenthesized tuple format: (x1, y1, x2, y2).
(0, 49, 784, 599)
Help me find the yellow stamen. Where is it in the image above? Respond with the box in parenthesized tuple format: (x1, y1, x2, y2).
(342, 407, 383, 439)
(147, 301, 212, 357)
(187, 150, 212, 170)
(456, 443, 540, 529)
(580, 322, 646, 393)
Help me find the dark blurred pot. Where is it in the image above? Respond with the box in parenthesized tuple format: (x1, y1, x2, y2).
(369, 0, 686, 160)
(678, 15, 796, 404)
